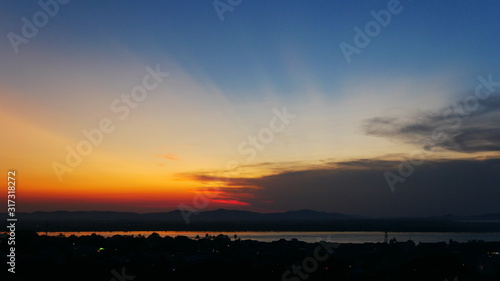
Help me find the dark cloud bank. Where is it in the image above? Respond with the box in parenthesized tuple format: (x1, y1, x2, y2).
(363, 95, 500, 153)
(221, 158, 499, 217)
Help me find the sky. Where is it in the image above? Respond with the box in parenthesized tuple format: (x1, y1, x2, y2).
(1, 0, 499, 217)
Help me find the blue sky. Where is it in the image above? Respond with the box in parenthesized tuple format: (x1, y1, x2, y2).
(3, 0, 500, 97)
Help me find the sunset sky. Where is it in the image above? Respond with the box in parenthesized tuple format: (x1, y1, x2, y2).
(1, 0, 500, 217)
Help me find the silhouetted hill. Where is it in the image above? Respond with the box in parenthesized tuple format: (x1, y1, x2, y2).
(265, 209, 359, 221)
(429, 212, 500, 221)
(25, 210, 139, 221)
(471, 213, 500, 220)
(195, 209, 262, 221)
(6, 209, 355, 222)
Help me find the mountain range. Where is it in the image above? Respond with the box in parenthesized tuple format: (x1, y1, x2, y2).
(3, 209, 500, 232)
(6, 209, 500, 221)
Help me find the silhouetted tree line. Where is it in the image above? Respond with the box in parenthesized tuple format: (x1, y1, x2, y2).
(1, 230, 499, 281)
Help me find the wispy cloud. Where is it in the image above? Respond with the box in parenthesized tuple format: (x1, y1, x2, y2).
(158, 153, 180, 161)
(363, 96, 500, 153)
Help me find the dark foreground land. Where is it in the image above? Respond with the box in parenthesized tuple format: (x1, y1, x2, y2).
(2, 231, 500, 281)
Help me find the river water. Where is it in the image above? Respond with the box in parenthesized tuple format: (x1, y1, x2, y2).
(41, 231, 500, 243)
